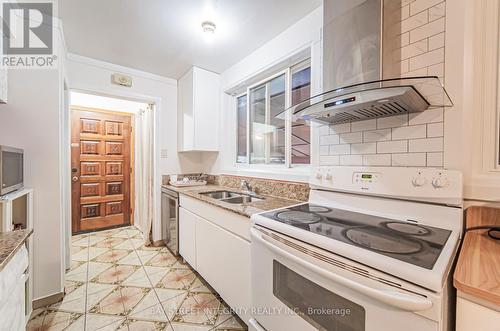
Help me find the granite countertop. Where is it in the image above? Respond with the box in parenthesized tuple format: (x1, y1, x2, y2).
(0, 229, 33, 272)
(454, 206, 500, 306)
(163, 184, 303, 218)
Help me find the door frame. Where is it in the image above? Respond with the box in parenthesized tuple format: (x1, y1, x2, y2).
(70, 105, 136, 233)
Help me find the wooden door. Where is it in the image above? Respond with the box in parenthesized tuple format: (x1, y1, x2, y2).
(71, 108, 133, 234)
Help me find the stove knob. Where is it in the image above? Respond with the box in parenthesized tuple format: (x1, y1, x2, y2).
(316, 172, 323, 180)
(325, 172, 333, 180)
(412, 175, 426, 187)
(432, 176, 449, 188)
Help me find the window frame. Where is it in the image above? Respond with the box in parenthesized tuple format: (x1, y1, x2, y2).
(235, 59, 312, 169)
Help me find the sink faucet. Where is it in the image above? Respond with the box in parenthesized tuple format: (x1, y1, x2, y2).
(240, 180, 254, 194)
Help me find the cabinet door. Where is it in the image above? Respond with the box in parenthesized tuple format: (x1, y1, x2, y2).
(193, 67, 220, 151)
(196, 216, 251, 324)
(178, 207, 197, 268)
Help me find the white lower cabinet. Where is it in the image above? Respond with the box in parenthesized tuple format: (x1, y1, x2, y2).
(196, 216, 251, 323)
(179, 207, 197, 269)
(456, 295, 500, 331)
(178, 202, 251, 325)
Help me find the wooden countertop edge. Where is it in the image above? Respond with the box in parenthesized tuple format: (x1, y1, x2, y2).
(0, 229, 33, 272)
(453, 206, 500, 306)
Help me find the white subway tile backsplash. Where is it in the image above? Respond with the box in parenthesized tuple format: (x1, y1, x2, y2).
(351, 119, 376, 132)
(320, 134, 340, 145)
(330, 123, 351, 134)
(409, 47, 444, 71)
(409, 17, 445, 43)
(320, 155, 340, 166)
(330, 144, 351, 155)
(408, 108, 444, 125)
(319, 145, 329, 156)
(377, 114, 409, 129)
(427, 122, 444, 137)
(410, 0, 444, 16)
(428, 62, 444, 77)
(377, 140, 408, 153)
(401, 10, 428, 33)
(363, 154, 392, 166)
(392, 153, 427, 166)
(401, 5, 410, 20)
(340, 132, 363, 144)
(392, 125, 427, 140)
(340, 155, 363, 166)
(427, 152, 444, 167)
(429, 2, 445, 21)
(400, 59, 410, 73)
(401, 32, 410, 47)
(400, 40, 428, 60)
(428, 32, 444, 50)
(409, 137, 443, 152)
(351, 143, 377, 154)
(364, 129, 392, 142)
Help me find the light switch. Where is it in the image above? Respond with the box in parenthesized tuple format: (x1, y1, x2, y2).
(160, 149, 168, 158)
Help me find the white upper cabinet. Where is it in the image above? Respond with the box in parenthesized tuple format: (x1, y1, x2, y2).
(178, 66, 220, 152)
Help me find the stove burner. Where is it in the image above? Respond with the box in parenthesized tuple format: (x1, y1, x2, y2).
(345, 227, 423, 254)
(275, 211, 321, 225)
(306, 206, 332, 213)
(384, 222, 430, 236)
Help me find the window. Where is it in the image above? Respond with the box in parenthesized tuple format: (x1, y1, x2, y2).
(236, 95, 247, 163)
(236, 60, 311, 166)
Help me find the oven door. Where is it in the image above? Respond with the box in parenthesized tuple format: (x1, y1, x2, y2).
(250, 227, 439, 331)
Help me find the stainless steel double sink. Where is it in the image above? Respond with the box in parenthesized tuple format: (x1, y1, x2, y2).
(200, 190, 264, 204)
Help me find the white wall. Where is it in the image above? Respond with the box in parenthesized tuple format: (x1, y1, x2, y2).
(66, 54, 203, 241)
(0, 27, 66, 300)
(203, 6, 323, 180)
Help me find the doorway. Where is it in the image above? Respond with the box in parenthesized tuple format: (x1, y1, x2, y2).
(69, 91, 153, 235)
(71, 107, 134, 233)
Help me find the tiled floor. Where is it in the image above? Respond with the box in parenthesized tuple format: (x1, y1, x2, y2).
(27, 226, 247, 331)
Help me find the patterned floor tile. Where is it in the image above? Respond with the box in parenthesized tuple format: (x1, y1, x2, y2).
(86, 283, 117, 311)
(90, 286, 148, 316)
(173, 292, 220, 325)
(91, 265, 137, 284)
(128, 290, 169, 322)
(50, 283, 87, 313)
(87, 261, 113, 280)
(29, 226, 248, 331)
(146, 252, 178, 267)
(119, 319, 168, 331)
(122, 267, 154, 288)
(169, 322, 212, 331)
(27, 309, 82, 331)
(92, 249, 130, 263)
(157, 268, 196, 290)
(156, 289, 189, 320)
(134, 249, 159, 264)
(66, 262, 89, 282)
(94, 237, 126, 249)
(117, 251, 144, 266)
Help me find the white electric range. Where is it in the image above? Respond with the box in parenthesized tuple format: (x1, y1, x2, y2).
(249, 167, 463, 331)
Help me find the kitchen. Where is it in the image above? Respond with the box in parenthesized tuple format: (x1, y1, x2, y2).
(0, 0, 499, 330)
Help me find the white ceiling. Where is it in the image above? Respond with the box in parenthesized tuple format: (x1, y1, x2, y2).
(59, 0, 322, 79)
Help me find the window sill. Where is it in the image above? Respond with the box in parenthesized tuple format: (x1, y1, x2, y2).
(221, 165, 311, 183)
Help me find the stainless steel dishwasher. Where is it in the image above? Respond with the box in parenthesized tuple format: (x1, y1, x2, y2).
(161, 186, 179, 255)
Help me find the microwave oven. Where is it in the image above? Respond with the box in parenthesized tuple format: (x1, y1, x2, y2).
(0, 145, 24, 196)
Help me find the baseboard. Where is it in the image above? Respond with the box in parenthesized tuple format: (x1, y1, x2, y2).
(33, 291, 64, 309)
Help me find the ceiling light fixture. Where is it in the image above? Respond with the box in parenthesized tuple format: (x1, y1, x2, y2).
(201, 21, 216, 42)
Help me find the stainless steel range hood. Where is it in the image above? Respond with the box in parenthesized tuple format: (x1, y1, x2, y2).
(276, 0, 453, 125)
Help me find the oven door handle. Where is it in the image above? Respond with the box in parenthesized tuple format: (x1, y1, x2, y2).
(251, 228, 433, 312)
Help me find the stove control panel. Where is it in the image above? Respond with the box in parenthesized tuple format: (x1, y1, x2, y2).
(310, 166, 463, 206)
